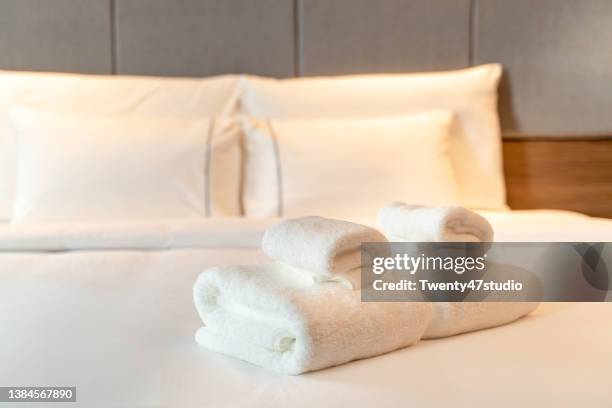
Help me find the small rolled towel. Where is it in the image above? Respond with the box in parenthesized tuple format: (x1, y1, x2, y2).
(261, 216, 388, 289)
(378, 203, 538, 338)
(193, 265, 432, 375)
(377, 202, 494, 242)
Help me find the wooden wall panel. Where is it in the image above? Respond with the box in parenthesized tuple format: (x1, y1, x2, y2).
(503, 139, 612, 218)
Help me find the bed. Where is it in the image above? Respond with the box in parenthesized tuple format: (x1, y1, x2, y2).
(1, 211, 611, 407)
(1, 1, 611, 407)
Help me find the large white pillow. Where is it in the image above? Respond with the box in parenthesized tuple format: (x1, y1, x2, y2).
(241, 64, 505, 210)
(241, 111, 458, 219)
(0, 71, 241, 221)
(10, 108, 240, 223)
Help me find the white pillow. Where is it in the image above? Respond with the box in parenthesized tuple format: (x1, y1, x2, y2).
(241, 64, 505, 210)
(241, 111, 458, 219)
(10, 108, 241, 223)
(0, 71, 242, 221)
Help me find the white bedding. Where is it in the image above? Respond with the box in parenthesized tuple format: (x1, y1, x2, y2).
(1, 210, 611, 407)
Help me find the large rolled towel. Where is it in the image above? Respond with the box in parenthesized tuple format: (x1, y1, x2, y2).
(261, 216, 387, 289)
(423, 302, 539, 339)
(378, 202, 494, 242)
(193, 265, 432, 375)
(423, 261, 540, 338)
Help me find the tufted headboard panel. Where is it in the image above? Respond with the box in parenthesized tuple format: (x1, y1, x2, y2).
(0, 0, 610, 215)
(1, 0, 611, 137)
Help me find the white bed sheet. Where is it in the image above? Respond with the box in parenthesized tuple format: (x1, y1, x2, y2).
(1, 211, 611, 407)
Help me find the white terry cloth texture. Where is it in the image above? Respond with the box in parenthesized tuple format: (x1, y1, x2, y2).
(261, 216, 388, 289)
(424, 301, 540, 339)
(193, 264, 432, 375)
(377, 203, 538, 338)
(378, 202, 494, 242)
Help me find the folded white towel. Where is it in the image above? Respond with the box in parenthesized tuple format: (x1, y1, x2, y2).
(424, 261, 540, 338)
(423, 301, 539, 339)
(261, 216, 387, 289)
(377, 203, 494, 242)
(193, 265, 432, 375)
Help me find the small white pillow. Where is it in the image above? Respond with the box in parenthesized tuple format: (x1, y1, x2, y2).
(241, 64, 505, 210)
(242, 111, 458, 219)
(10, 108, 240, 223)
(0, 71, 241, 221)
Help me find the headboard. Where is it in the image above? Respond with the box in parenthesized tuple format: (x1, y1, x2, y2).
(1, 0, 610, 216)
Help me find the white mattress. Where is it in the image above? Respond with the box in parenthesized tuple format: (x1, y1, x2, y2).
(1, 210, 611, 407)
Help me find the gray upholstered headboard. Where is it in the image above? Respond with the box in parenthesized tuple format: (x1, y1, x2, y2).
(1, 0, 611, 138)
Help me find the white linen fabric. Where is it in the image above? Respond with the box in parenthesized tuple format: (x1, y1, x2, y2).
(193, 264, 432, 375)
(241, 64, 505, 210)
(378, 202, 494, 242)
(0, 217, 272, 251)
(0, 211, 611, 406)
(480, 209, 612, 241)
(10, 108, 241, 223)
(261, 216, 387, 288)
(0, 70, 241, 221)
(242, 111, 458, 218)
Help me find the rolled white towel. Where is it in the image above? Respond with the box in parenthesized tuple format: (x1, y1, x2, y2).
(193, 265, 432, 375)
(261, 216, 387, 289)
(424, 302, 539, 339)
(377, 202, 494, 242)
(423, 261, 540, 338)
(378, 203, 538, 337)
